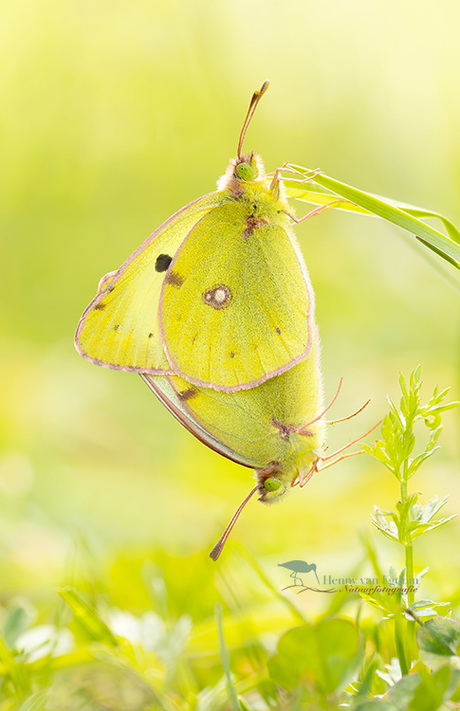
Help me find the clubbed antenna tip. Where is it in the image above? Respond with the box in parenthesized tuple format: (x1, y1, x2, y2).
(209, 486, 258, 561)
(237, 81, 270, 159)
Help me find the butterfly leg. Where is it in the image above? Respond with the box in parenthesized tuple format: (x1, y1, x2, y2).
(278, 163, 352, 220)
(318, 420, 381, 464)
(281, 163, 322, 181)
(325, 399, 371, 425)
(293, 449, 363, 488)
(298, 383, 371, 433)
(297, 463, 317, 488)
(293, 419, 380, 487)
(269, 168, 286, 201)
(315, 450, 365, 472)
(269, 168, 281, 191)
(265, 165, 320, 182)
(268, 165, 322, 195)
(297, 378, 343, 433)
(288, 200, 350, 225)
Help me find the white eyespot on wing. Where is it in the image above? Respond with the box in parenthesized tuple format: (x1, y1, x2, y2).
(202, 284, 232, 310)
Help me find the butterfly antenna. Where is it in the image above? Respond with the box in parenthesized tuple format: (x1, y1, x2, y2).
(237, 81, 270, 159)
(297, 378, 343, 434)
(209, 486, 259, 561)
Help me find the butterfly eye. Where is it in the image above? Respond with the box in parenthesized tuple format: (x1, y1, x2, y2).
(264, 477, 283, 492)
(236, 162, 256, 181)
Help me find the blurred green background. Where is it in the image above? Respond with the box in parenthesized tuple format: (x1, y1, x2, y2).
(1, 0, 459, 623)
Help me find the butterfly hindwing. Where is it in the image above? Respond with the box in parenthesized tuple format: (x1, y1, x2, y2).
(141, 373, 257, 469)
(75, 193, 224, 372)
(160, 201, 314, 391)
(146, 325, 324, 473)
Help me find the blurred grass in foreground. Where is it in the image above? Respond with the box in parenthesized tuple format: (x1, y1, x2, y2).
(1, 373, 459, 707)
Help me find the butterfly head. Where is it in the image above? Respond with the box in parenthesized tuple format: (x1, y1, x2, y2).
(256, 435, 323, 504)
(217, 152, 266, 194)
(259, 475, 289, 502)
(235, 152, 263, 182)
(255, 461, 290, 503)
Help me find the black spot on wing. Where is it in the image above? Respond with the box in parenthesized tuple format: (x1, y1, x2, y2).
(94, 302, 106, 310)
(155, 254, 173, 272)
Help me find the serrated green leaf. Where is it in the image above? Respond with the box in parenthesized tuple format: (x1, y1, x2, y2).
(420, 496, 449, 523)
(434, 401, 460, 413)
(407, 448, 439, 477)
(370, 521, 399, 542)
(404, 599, 449, 621)
(410, 515, 457, 539)
(410, 366, 423, 390)
(399, 373, 409, 402)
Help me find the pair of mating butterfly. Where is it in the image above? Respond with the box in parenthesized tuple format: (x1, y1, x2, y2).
(75, 82, 370, 560)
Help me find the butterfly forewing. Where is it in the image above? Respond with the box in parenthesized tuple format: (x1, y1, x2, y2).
(75, 193, 223, 372)
(160, 201, 314, 391)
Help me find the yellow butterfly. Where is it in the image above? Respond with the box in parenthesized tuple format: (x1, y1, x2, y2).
(75, 82, 315, 392)
(142, 326, 372, 560)
(75, 84, 375, 559)
(143, 323, 325, 558)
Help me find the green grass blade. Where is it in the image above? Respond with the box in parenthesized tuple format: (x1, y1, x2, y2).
(59, 587, 118, 646)
(0, 634, 30, 695)
(286, 179, 460, 242)
(215, 604, 240, 711)
(17, 691, 49, 711)
(284, 165, 460, 269)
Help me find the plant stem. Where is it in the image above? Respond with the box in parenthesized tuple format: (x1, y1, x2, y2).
(405, 542, 415, 607)
(400, 478, 415, 607)
(394, 613, 409, 676)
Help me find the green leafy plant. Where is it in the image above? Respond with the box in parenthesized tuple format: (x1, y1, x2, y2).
(364, 366, 457, 598)
(346, 367, 460, 708)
